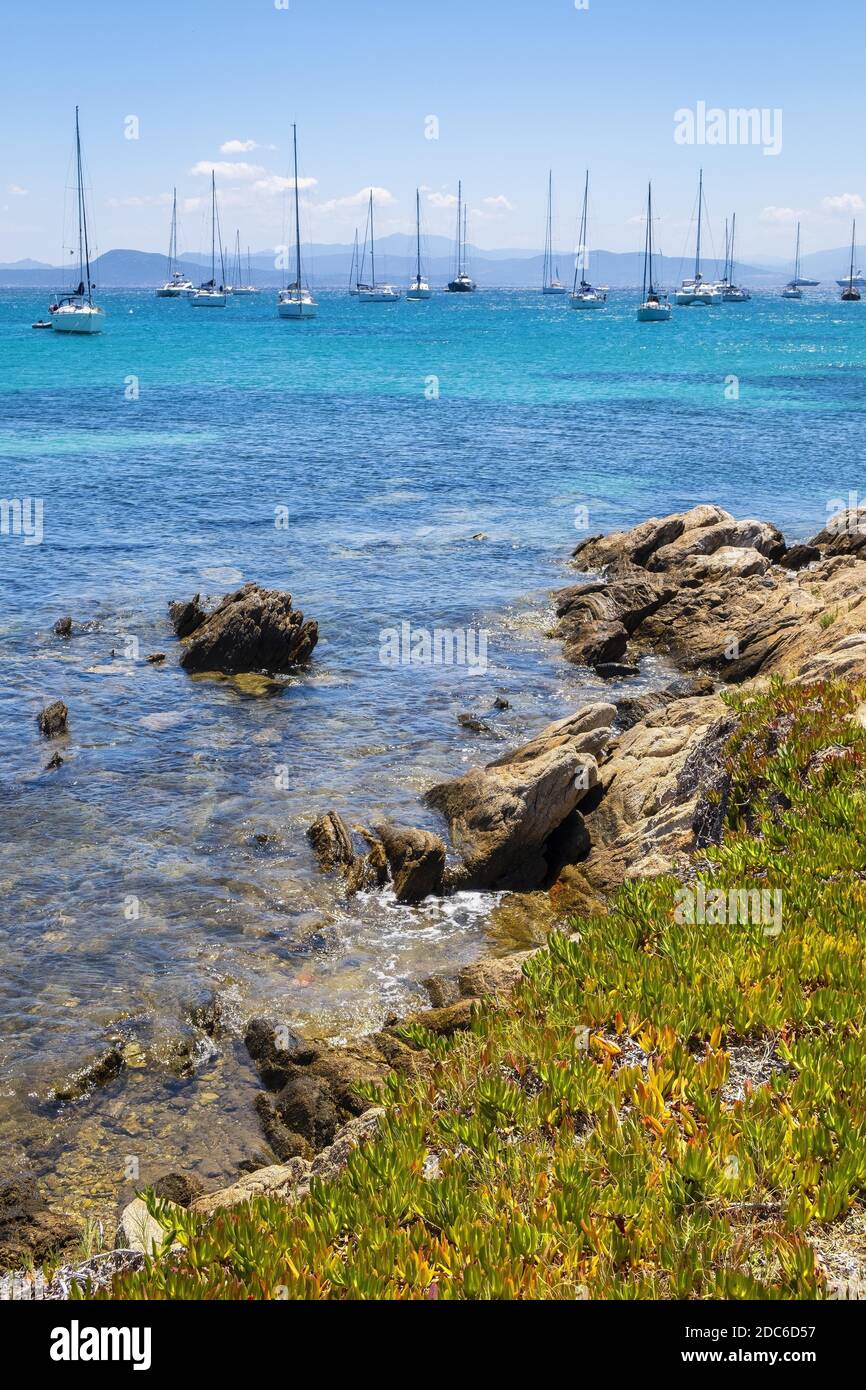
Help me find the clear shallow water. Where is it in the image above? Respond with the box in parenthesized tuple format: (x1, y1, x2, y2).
(1, 286, 864, 1217)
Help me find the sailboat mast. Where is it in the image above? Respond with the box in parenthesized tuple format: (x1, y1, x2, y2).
(730, 213, 737, 283)
(75, 107, 93, 302)
(416, 188, 422, 281)
(456, 181, 463, 275)
(695, 169, 703, 280)
(850, 220, 856, 288)
(169, 188, 177, 277)
(795, 223, 801, 281)
(211, 172, 216, 282)
(369, 190, 376, 288)
(581, 170, 589, 283)
(463, 204, 468, 276)
(544, 170, 553, 287)
(293, 124, 303, 292)
(642, 185, 650, 299)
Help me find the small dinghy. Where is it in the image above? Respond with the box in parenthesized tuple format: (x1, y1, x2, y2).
(32, 320, 54, 329)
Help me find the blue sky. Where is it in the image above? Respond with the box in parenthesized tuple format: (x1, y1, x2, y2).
(1, 0, 863, 263)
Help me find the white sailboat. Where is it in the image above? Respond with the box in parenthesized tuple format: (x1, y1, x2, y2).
(782, 224, 805, 299)
(277, 124, 317, 319)
(156, 188, 194, 297)
(189, 172, 227, 307)
(446, 182, 476, 292)
(720, 213, 750, 301)
(570, 170, 607, 309)
(542, 171, 567, 295)
(357, 189, 400, 302)
(49, 107, 105, 334)
(229, 233, 259, 295)
(637, 182, 671, 323)
(407, 189, 432, 299)
(675, 170, 721, 305)
(840, 221, 862, 302)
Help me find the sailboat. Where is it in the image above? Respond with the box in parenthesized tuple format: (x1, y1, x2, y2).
(189, 172, 227, 307)
(49, 108, 105, 334)
(570, 170, 606, 309)
(229, 233, 259, 295)
(357, 189, 400, 302)
(782, 224, 805, 299)
(407, 189, 432, 299)
(542, 171, 567, 295)
(720, 213, 750, 301)
(675, 170, 721, 305)
(348, 228, 361, 295)
(637, 183, 671, 323)
(447, 182, 475, 292)
(156, 188, 194, 297)
(277, 125, 317, 319)
(840, 221, 861, 301)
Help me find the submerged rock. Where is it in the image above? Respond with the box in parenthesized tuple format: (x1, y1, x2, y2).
(51, 1046, 125, 1103)
(38, 701, 68, 738)
(0, 1181, 82, 1270)
(168, 594, 207, 639)
(375, 824, 446, 903)
(150, 1173, 205, 1208)
(307, 811, 355, 873)
(172, 583, 318, 675)
(53, 616, 73, 638)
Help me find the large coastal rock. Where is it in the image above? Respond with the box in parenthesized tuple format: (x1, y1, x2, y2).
(425, 703, 616, 890)
(170, 583, 318, 674)
(375, 825, 446, 903)
(559, 505, 866, 684)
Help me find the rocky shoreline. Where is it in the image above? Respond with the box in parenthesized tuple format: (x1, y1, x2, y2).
(5, 500, 866, 1296)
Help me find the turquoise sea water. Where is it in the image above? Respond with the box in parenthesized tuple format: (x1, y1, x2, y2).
(1, 285, 864, 1215)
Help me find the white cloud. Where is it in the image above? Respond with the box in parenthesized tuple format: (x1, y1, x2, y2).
(220, 139, 259, 154)
(483, 195, 514, 211)
(821, 193, 865, 214)
(106, 192, 172, 208)
(428, 191, 457, 209)
(759, 205, 801, 224)
(7, 183, 28, 196)
(189, 161, 267, 180)
(253, 175, 317, 195)
(316, 186, 395, 214)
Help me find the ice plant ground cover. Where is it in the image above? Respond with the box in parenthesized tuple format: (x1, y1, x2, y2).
(90, 677, 866, 1300)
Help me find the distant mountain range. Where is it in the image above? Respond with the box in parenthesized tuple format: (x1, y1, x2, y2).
(0, 237, 860, 289)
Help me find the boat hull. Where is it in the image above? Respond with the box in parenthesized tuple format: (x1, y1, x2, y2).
(51, 307, 105, 334)
(156, 287, 183, 298)
(543, 285, 567, 296)
(570, 294, 605, 309)
(407, 285, 432, 300)
(637, 303, 671, 322)
(782, 287, 804, 300)
(189, 292, 227, 307)
(277, 299, 317, 319)
(358, 288, 400, 302)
